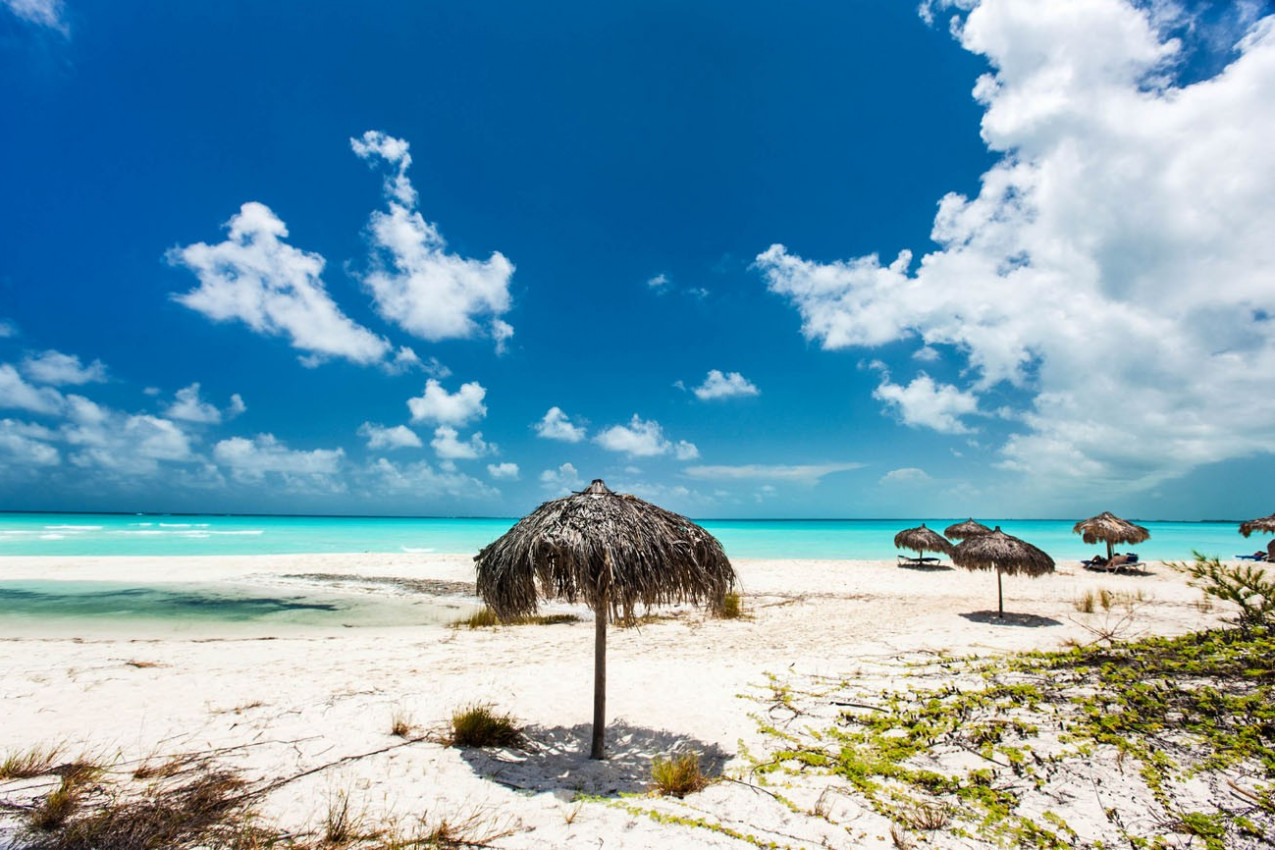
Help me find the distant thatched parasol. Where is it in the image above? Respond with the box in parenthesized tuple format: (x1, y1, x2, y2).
(473, 479, 736, 759)
(952, 526, 1055, 617)
(944, 519, 992, 541)
(893, 524, 954, 558)
(1239, 513, 1275, 560)
(1072, 511, 1150, 561)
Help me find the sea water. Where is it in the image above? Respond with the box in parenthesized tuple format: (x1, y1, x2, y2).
(0, 511, 1253, 561)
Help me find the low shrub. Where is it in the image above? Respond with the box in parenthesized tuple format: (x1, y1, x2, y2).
(650, 753, 709, 798)
(448, 704, 522, 749)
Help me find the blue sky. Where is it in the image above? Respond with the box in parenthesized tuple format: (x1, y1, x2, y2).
(2, 0, 1274, 520)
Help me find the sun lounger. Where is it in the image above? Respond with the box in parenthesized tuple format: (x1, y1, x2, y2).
(1237, 553, 1268, 561)
(897, 554, 942, 566)
(1084, 553, 1140, 573)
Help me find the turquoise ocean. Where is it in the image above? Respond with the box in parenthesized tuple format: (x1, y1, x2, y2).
(0, 512, 1257, 629)
(0, 512, 1255, 561)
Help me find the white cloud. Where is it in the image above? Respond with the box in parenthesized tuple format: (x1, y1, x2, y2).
(0, 320, 16, 338)
(228, 394, 247, 417)
(880, 467, 932, 485)
(540, 462, 584, 493)
(20, 350, 107, 386)
(647, 273, 671, 292)
(170, 202, 390, 366)
(3, 0, 66, 33)
(430, 426, 491, 460)
(534, 406, 587, 442)
(353, 131, 515, 347)
(487, 462, 519, 480)
(166, 383, 224, 424)
(757, 0, 1275, 491)
(359, 457, 498, 500)
(594, 415, 676, 457)
(358, 422, 422, 450)
(0, 419, 59, 467)
(873, 374, 979, 434)
(674, 440, 700, 460)
(62, 403, 194, 475)
(693, 370, 760, 401)
(213, 434, 343, 482)
(683, 462, 864, 483)
(0, 364, 66, 415)
(407, 379, 487, 426)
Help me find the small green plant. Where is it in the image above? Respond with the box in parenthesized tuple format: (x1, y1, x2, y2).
(322, 790, 362, 845)
(0, 743, 62, 779)
(715, 591, 744, 619)
(450, 606, 580, 628)
(448, 704, 522, 748)
(29, 764, 101, 832)
(650, 752, 709, 798)
(389, 707, 416, 738)
(1074, 590, 1096, 613)
(1171, 552, 1275, 628)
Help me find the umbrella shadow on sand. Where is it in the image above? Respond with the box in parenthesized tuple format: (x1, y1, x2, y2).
(456, 721, 730, 797)
(960, 610, 1063, 628)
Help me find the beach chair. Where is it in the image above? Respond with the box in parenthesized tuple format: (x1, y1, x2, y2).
(897, 554, 942, 567)
(1237, 553, 1268, 561)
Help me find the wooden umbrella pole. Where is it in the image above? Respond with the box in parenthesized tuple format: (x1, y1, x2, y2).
(591, 557, 610, 760)
(997, 566, 1004, 617)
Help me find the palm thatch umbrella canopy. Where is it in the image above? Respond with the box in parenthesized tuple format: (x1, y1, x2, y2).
(1239, 513, 1275, 560)
(952, 526, 1055, 617)
(893, 524, 954, 558)
(473, 479, 736, 760)
(944, 519, 992, 541)
(1072, 511, 1150, 561)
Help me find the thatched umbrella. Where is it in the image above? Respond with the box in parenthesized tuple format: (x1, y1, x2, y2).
(1072, 511, 1150, 561)
(473, 479, 735, 760)
(1239, 513, 1275, 559)
(893, 524, 954, 559)
(952, 526, 1055, 617)
(944, 519, 992, 541)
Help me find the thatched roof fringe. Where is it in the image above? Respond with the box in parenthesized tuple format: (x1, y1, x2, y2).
(1239, 513, 1275, 538)
(944, 519, 991, 541)
(474, 481, 735, 621)
(893, 524, 954, 556)
(952, 527, 1055, 577)
(1072, 511, 1150, 546)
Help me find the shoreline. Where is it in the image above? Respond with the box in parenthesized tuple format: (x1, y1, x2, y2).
(0, 553, 1244, 847)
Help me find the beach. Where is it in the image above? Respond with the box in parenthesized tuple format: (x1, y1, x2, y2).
(1, 551, 1250, 848)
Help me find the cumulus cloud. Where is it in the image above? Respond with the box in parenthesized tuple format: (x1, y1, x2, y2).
(359, 457, 498, 500)
(358, 422, 422, 450)
(534, 406, 587, 442)
(430, 426, 491, 460)
(213, 434, 343, 482)
(21, 350, 107, 386)
(873, 374, 979, 434)
(352, 131, 515, 347)
(3, 0, 67, 33)
(693, 370, 760, 401)
(170, 202, 390, 367)
(407, 379, 487, 426)
(880, 467, 932, 485)
(757, 0, 1275, 491)
(593, 415, 687, 458)
(0, 364, 66, 415)
(61, 399, 194, 475)
(0, 419, 59, 467)
(487, 461, 519, 480)
(647, 273, 671, 292)
(165, 383, 232, 424)
(540, 461, 583, 493)
(683, 462, 864, 483)
(674, 440, 700, 460)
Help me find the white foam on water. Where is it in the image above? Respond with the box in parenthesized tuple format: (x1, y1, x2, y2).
(45, 525, 103, 531)
(401, 546, 435, 553)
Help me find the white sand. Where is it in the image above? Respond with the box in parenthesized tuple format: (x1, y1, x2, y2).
(0, 554, 1236, 847)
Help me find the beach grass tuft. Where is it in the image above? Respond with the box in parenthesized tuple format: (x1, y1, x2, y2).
(714, 591, 744, 619)
(447, 703, 522, 749)
(650, 753, 709, 798)
(389, 707, 417, 739)
(0, 743, 63, 779)
(450, 606, 581, 629)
